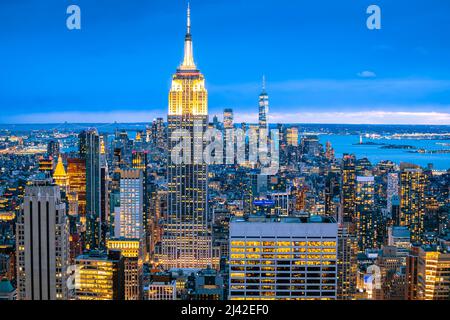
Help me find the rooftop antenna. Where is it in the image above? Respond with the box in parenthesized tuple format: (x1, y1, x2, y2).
(187, 2, 191, 35)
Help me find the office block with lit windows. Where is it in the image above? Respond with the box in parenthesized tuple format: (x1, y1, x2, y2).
(229, 215, 338, 300)
(145, 272, 177, 300)
(416, 245, 450, 300)
(107, 238, 143, 300)
(75, 250, 124, 300)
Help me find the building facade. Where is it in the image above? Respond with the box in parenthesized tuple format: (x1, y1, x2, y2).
(161, 5, 212, 269)
(79, 129, 103, 250)
(16, 180, 69, 300)
(115, 169, 144, 239)
(75, 250, 125, 300)
(229, 215, 338, 300)
(400, 168, 426, 243)
(107, 239, 143, 300)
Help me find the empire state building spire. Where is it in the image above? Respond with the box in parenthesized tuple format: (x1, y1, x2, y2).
(180, 3, 196, 70)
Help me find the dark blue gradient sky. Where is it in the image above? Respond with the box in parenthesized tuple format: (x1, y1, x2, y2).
(1, 0, 450, 124)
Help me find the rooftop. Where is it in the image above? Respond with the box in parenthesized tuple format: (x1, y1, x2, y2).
(0, 278, 14, 294)
(231, 215, 336, 224)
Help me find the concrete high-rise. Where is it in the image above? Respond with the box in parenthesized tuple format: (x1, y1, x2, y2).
(16, 180, 69, 300)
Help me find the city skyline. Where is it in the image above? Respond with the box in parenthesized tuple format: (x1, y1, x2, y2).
(1, 0, 450, 125)
(1, 0, 450, 305)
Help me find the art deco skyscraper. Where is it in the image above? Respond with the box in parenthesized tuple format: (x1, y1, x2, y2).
(53, 155, 68, 191)
(162, 5, 211, 269)
(16, 180, 69, 300)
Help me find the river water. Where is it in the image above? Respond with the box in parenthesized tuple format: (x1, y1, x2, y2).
(318, 135, 450, 171)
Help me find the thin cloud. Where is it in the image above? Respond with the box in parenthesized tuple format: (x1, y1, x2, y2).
(4, 111, 165, 124)
(230, 110, 450, 125)
(5, 109, 450, 125)
(209, 78, 450, 94)
(357, 71, 377, 78)
(266, 111, 450, 125)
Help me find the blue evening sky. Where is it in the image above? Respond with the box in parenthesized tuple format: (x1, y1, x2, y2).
(0, 0, 449, 124)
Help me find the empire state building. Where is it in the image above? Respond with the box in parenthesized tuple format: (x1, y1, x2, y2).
(161, 5, 212, 269)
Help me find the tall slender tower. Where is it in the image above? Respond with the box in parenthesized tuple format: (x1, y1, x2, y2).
(79, 129, 102, 250)
(341, 154, 356, 223)
(162, 4, 211, 269)
(258, 75, 269, 131)
(223, 108, 234, 164)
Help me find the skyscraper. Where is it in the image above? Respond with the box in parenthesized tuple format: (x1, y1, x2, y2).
(229, 215, 338, 300)
(387, 172, 399, 215)
(223, 108, 234, 164)
(132, 151, 149, 234)
(162, 5, 212, 269)
(341, 154, 356, 223)
(107, 239, 143, 300)
(355, 176, 375, 252)
(115, 169, 144, 239)
(416, 246, 450, 300)
(400, 168, 426, 243)
(79, 129, 103, 250)
(337, 223, 357, 300)
(47, 140, 60, 158)
(223, 108, 234, 130)
(286, 127, 298, 147)
(150, 117, 166, 149)
(16, 180, 69, 300)
(67, 158, 86, 219)
(258, 76, 269, 132)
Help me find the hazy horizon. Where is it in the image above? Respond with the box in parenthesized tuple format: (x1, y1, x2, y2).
(1, 0, 450, 125)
